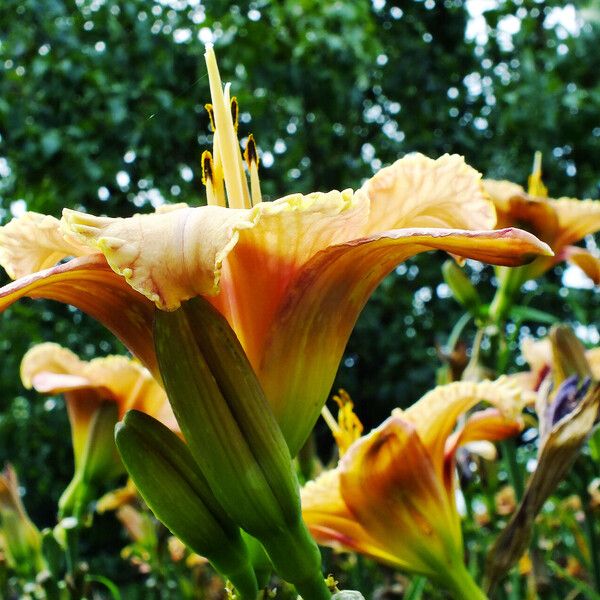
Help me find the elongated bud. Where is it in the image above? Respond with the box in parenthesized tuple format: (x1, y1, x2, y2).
(0, 465, 46, 577)
(154, 297, 330, 599)
(442, 260, 481, 315)
(115, 410, 259, 600)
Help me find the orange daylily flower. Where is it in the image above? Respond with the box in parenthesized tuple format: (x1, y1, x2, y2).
(21, 343, 176, 469)
(483, 156, 600, 287)
(20, 343, 177, 518)
(0, 46, 551, 456)
(301, 378, 525, 597)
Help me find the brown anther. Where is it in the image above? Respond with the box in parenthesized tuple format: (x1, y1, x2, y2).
(201, 150, 214, 185)
(230, 96, 239, 132)
(205, 103, 215, 132)
(244, 134, 259, 168)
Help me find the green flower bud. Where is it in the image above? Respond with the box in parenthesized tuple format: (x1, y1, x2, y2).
(441, 260, 481, 315)
(0, 465, 45, 578)
(116, 409, 258, 600)
(154, 297, 330, 600)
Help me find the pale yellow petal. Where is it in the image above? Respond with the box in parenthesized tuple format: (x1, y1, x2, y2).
(564, 246, 600, 285)
(61, 191, 368, 321)
(362, 154, 496, 233)
(482, 179, 526, 213)
(0, 212, 93, 280)
(21, 342, 170, 422)
(549, 197, 600, 249)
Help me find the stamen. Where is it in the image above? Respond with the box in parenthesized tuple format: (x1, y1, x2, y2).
(230, 97, 239, 132)
(201, 150, 217, 206)
(204, 44, 250, 210)
(244, 134, 262, 206)
(224, 84, 251, 209)
(211, 128, 227, 206)
(527, 151, 548, 198)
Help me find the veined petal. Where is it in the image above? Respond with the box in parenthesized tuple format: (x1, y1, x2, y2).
(549, 197, 600, 249)
(301, 469, 404, 569)
(563, 246, 600, 285)
(362, 154, 495, 233)
(0, 212, 93, 280)
(214, 189, 368, 365)
(61, 205, 245, 311)
(0, 255, 157, 376)
(339, 416, 461, 577)
(399, 378, 524, 481)
(260, 227, 551, 455)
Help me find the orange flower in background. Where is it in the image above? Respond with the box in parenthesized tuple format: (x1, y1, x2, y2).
(20, 343, 177, 517)
(0, 45, 551, 456)
(301, 379, 524, 598)
(21, 343, 176, 468)
(484, 153, 600, 287)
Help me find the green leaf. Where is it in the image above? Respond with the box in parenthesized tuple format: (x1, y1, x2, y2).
(509, 305, 558, 324)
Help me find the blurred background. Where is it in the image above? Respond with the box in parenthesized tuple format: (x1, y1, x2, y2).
(0, 0, 599, 594)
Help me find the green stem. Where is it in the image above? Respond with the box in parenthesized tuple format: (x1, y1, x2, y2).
(447, 312, 473, 352)
(500, 439, 524, 501)
(444, 562, 488, 600)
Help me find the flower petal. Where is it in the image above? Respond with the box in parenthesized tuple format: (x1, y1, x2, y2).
(0, 255, 158, 375)
(362, 154, 496, 232)
(445, 409, 523, 466)
(260, 227, 551, 454)
(339, 416, 460, 577)
(21, 342, 169, 420)
(482, 179, 526, 213)
(0, 212, 93, 280)
(61, 205, 245, 311)
(399, 378, 524, 482)
(213, 189, 368, 366)
(549, 197, 600, 249)
(300, 469, 403, 568)
(563, 246, 600, 285)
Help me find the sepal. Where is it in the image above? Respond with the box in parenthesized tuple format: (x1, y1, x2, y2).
(442, 260, 482, 316)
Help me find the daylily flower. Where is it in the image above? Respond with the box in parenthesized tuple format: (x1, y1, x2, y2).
(20, 343, 176, 517)
(0, 45, 551, 455)
(484, 154, 600, 322)
(301, 378, 525, 599)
